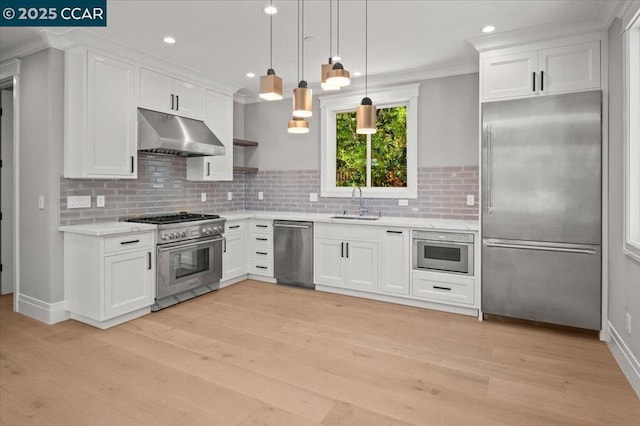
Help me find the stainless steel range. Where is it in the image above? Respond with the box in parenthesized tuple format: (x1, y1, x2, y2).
(124, 213, 225, 311)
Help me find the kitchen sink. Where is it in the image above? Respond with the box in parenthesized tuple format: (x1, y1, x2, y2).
(330, 215, 380, 221)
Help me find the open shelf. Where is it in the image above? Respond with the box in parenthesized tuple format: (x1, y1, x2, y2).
(233, 138, 259, 147)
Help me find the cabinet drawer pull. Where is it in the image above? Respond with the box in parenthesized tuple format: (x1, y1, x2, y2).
(256, 237, 268, 241)
(341, 242, 344, 258)
(256, 251, 268, 255)
(147, 252, 152, 270)
(176, 95, 179, 110)
(256, 265, 268, 270)
(532, 71, 536, 92)
(130, 156, 134, 174)
(433, 286, 452, 291)
(171, 94, 174, 110)
(207, 162, 211, 176)
(229, 225, 240, 229)
(346, 242, 349, 258)
(256, 224, 268, 228)
(386, 230, 403, 234)
(541, 71, 544, 91)
(120, 239, 140, 245)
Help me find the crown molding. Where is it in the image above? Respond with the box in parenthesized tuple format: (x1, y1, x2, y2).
(468, 0, 622, 52)
(0, 58, 21, 80)
(239, 61, 478, 105)
(619, 0, 640, 29)
(0, 29, 242, 96)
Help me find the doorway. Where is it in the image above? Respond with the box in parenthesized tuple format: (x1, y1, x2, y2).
(1, 79, 14, 295)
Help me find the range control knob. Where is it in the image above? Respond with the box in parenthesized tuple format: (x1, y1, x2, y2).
(202, 227, 211, 235)
(180, 231, 187, 238)
(161, 234, 168, 241)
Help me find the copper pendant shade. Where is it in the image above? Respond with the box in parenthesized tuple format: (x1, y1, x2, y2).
(287, 116, 310, 134)
(321, 60, 340, 91)
(326, 62, 351, 87)
(293, 80, 312, 118)
(259, 69, 283, 101)
(356, 97, 376, 134)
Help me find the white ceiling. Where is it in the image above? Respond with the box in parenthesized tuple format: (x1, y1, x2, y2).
(0, 0, 613, 97)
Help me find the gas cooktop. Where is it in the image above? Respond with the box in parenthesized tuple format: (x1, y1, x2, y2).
(124, 213, 220, 225)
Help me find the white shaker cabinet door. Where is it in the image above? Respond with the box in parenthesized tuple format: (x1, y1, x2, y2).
(174, 79, 205, 119)
(537, 42, 600, 95)
(223, 232, 248, 281)
(139, 68, 174, 114)
(344, 240, 378, 292)
(314, 238, 345, 287)
(481, 51, 537, 101)
(379, 229, 410, 295)
(86, 52, 137, 177)
(104, 250, 153, 319)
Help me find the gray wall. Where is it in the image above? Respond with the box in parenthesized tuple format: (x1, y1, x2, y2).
(20, 48, 65, 303)
(243, 73, 479, 170)
(608, 18, 640, 363)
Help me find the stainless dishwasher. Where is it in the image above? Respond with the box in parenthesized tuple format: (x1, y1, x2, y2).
(273, 221, 314, 289)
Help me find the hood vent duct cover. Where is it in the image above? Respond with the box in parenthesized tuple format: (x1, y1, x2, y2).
(137, 108, 226, 157)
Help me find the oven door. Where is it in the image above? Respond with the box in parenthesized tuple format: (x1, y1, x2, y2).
(156, 236, 223, 299)
(413, 240, 473, 275)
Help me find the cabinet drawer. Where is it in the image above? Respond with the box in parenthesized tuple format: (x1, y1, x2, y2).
(412, 271, 474, 305)
(250, 258, 273, 276)
(225, 221, 247, 235)
(104, 233, 153, 254)
(251, 232, 273, 247)
(251, 220, 273, 233)
(250, 247, 273, 259)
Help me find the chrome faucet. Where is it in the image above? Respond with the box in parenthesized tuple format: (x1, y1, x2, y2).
(352, 186, 368, 216)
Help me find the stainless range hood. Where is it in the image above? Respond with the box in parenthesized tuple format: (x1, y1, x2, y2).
(137, 108, 225, 156)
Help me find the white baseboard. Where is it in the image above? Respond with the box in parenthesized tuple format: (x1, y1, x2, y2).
(219, 274, 249, 289)
(70, 307, 150, 330)
(17, 294, 70, 324)
(607, 321, 640, 398)
(248, 274, 277, 283)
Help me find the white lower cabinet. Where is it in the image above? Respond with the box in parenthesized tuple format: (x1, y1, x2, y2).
(64, 230, 155, 329)
(249, 220, 273, 277)
(379, 229, 410, 295)
(223, 220, 248, 281)
(314, 223, 379, 291)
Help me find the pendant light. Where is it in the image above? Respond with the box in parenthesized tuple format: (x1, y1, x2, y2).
(259, 1, 283, 101)
(289, 0, 311, 133)
(356, 0, 376, 134)
(292, 0, 312, 118)
(321, 0, 340, 91)
(326, 0, 351, 87)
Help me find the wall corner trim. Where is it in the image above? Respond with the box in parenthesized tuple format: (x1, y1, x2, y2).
(607, 321, 640, 398)
(17, 294, 69, 325)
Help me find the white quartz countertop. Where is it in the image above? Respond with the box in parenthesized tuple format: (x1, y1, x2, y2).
(59, 222, 157, 236)
(221, 211, 479, 231)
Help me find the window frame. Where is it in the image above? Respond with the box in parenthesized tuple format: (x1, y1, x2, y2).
(624, 10, 640, 263)
(319, 84, 419, 199)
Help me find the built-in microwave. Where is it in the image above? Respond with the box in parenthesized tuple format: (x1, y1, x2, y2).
(412, 231, 474, 275)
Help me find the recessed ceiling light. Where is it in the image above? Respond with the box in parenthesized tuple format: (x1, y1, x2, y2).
(263, 5, 278, 15)
(331, 55, 341, 62)
(246, 72, 256, 78)
(353, 71, 362, 77)
(482, 25, 496, 33)
(163, 36, 176, 44)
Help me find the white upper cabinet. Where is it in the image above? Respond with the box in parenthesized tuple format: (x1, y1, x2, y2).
(65, 48, 137, 179)
(538, 42, 600, 95)
(186, 89, 234, 181)
(139, 68, 204, 119)
(480, 40, 601, 102)
(482, 51, 538, 101)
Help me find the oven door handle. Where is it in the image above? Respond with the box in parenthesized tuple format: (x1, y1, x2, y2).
(158, 236, 223, 253)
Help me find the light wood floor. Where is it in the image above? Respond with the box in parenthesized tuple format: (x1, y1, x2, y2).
(1, 280, 639, 425)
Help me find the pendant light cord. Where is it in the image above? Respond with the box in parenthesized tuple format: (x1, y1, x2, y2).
(336, 0, 340, 57)
(329, 0, 332, 58)
(269, 0, 273, 69)
(365, 0, 368, 96)
(302, 0, 305, 80)
(297, 0, 300, 82)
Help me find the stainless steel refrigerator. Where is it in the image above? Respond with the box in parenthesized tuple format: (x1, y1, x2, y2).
(481, 90, 602, 330)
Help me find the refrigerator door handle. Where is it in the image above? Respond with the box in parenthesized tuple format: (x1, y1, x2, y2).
(485, 241, 597, 255)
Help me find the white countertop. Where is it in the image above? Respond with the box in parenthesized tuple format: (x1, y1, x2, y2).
(221, 211, 479, 231)
(59, 222, 157, 236)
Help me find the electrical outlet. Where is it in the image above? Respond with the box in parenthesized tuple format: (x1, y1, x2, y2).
(96, 195, 105, 208)
(626, 313, 632, 335)
(466, 194, 475, 206)
(411, 207, 419, 212)
(398, 199, 409, 206)
(227, 192, 233, 201)
(38, 196, 45, 210)
(201, 193, 207, 202)
(310, 193, 318, 202)
(258, 191, 264, 200)
(67, 196, 91, 209)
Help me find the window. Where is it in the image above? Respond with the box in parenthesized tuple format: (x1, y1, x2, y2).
(320, 84, 419, 198)
(624, 12, 640, 262)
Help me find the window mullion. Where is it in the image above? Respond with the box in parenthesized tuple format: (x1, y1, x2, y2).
(366, 134, 372, 187)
